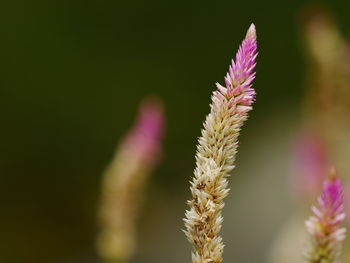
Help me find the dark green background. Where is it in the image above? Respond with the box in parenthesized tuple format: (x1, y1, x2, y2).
(0, 0, 349, 263)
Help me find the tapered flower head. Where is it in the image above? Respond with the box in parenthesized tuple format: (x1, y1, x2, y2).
(303, 167, 346, 263)
(184, 24, 258, 263)
(216, 24, 257, 112)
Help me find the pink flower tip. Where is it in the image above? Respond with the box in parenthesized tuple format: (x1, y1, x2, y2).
(135, 97, 164, 141)
(306, 167, 345, 236)
(123, 97, 165, 164)
(304, 168, 346, 261)
(215, 24, 258, 111)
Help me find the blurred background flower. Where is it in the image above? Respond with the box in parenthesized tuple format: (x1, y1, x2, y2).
(269, 5, 350, 263)
(97, 97, 164, 263)
(303, 169, 346, 263)
(1, 1, 350, 263)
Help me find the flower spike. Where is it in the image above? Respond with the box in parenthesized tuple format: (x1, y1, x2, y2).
(184, 24, 258, 263)
(303, 167, 346, 263)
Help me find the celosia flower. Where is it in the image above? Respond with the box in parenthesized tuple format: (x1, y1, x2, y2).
(303, 168, 346, 263)
(97, 98, 164, 263)
(184, 24, 257, 263)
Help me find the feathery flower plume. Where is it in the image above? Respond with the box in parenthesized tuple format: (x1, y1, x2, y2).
(183, 24, 257, 263)
(303, 168, 346, 263)
(97, 98, 164, 263)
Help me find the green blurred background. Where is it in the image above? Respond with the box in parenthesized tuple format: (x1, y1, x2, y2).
(0, 0, 349, 262)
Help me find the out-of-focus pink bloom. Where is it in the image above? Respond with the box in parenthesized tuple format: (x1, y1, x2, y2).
(122, 97, 164, 165)
(215, 24, 257, 113)
(303, 168, 346, 262)
(98, 97, 165, 262)
(293, 131, 328, 200)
